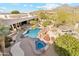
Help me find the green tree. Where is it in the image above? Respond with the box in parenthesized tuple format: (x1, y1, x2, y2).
(0, 24, 10, 55)
(11, 10, 20, 14)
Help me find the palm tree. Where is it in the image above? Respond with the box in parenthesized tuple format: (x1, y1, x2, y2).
(0, 24, 10, 55)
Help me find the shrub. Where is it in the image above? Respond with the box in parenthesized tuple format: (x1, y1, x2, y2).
(38, 12, 48, 19)
(5, 36, 12, 48)
(5, 42, 11, 48)
(54, 34, 79, 56)
(30, 20, 37, 25)
(42, 21, 51, 27)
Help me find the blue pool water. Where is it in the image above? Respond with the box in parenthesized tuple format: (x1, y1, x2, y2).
(35, 40, 46, 50)
(24, 28, 40, 38)
(24, 28, 46, 49)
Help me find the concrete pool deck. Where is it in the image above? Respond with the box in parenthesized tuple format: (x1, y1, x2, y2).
(10, 42, 24, 56)
(11, 35, 58, 56)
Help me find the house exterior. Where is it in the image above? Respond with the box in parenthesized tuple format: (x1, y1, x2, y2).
(0, 13, 37, 31)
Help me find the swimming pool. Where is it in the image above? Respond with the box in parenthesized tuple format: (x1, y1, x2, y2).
(35, 40, 46, 50)
(23, 28, 48, 50)
(23, 28, 40, 38)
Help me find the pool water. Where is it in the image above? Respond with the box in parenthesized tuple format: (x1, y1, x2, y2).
(24, 28, 40, 38)
(35, 40, 46, 50)
(24, 28, 47, 50)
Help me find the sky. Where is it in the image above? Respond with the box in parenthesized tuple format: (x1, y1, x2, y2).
(0, 3, 79, 13)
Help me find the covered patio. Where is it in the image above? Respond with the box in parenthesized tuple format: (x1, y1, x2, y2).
(2, 16, 37, 31)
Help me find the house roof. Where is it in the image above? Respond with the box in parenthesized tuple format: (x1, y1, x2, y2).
(0, 16, 36, 26)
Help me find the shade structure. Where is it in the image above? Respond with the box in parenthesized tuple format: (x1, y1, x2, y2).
(0, 16, 36, 26)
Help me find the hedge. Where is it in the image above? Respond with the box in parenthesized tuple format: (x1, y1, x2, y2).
(54, 34, 79, 56)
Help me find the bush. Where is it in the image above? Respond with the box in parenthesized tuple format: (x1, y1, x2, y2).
(54, 34, 79, 56)
(5, 36, 12, 48)
(30, 20, 37, 25)
(42, 21, 51, 27)
(5, 42, 11, 48)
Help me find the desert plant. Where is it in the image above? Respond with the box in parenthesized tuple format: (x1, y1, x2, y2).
(38, 12, 49, 20)
(0, 24, 10, 54)
(5, 36, 12, 48)
(42, 21, 51, 27)
(54, 34, 79, 56)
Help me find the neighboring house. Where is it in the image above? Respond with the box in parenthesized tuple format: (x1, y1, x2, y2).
(58, 25, 74, 35)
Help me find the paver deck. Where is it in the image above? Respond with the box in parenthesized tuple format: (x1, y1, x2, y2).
(20, 38, 58, 56)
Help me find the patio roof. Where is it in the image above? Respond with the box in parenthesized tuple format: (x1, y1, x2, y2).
(0, 16, 37, 26)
